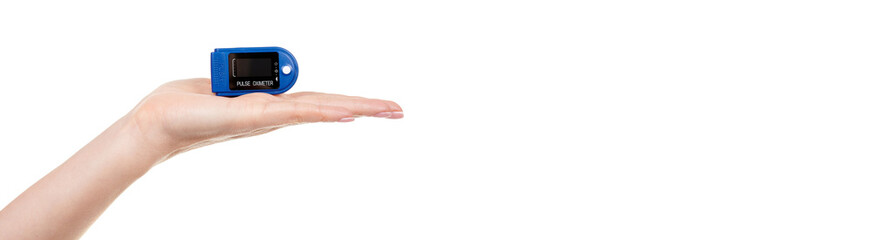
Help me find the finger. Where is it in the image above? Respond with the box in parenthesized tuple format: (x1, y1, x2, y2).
(253, 100, 354, 127)
(280, 92, 404, 119)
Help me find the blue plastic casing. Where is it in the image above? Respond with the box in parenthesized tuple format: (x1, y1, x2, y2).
(211, 47, 299, 96)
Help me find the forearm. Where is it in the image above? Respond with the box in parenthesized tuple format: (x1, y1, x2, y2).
(0, 115, 165, 240)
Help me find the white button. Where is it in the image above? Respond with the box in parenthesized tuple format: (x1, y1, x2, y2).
(282, 66, 292, 74)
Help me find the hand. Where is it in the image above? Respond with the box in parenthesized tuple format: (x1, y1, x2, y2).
(128, 78, 404, 163)
(0, 78, 403, 240)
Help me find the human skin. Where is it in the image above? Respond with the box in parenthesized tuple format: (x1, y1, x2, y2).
(0, 78, 404, 240)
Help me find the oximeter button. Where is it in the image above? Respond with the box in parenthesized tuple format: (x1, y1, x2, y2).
(282, 66, 292, 75)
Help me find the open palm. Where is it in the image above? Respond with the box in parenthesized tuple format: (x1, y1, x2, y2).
(128, 78, 403, 158)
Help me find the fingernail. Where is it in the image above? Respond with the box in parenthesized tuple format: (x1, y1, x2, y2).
(389, 112, 404, 119)
(374, 112, 392, 118)
(339, 117, 355, 122)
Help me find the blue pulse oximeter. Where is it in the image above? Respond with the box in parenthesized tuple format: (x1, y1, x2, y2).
(211, 47, 299, 96)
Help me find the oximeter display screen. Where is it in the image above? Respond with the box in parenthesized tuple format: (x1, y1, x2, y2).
(228, 52, 280, 90)
(235, 58, 273, 77)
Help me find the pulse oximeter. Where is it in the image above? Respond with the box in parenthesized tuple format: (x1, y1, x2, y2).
(211, 47, 299, 96)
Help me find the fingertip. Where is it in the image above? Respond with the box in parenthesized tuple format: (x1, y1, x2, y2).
(388, 111, 404, 119)
(373, 112, 393, 118)
(372, 111, 404, 119)
(383, 100, 403, 119)
(338, 117, 356, 122)
(386, 100, 403, 112)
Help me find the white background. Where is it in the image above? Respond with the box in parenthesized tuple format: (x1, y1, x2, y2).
(1, 0, 871, 239)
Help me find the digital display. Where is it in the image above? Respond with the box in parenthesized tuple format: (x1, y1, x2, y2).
(228, 52, 280, 90)
(234, 58, 273, 77)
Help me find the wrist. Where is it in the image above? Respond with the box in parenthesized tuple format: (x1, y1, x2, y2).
(104, 114, 176, 170)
